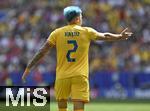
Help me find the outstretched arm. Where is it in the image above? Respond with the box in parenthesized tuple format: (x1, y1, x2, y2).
(22, 41, 51, 81)
(96, 28, 133, 41)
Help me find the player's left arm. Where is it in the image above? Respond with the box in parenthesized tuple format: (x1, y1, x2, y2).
(22, 41, 52, 81)
(96, 28, 133, 41)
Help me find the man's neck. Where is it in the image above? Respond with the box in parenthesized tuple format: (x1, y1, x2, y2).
(68, 21, 80, 26)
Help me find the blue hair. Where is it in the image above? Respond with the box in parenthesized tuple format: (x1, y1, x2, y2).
(63, 6, 82, 22)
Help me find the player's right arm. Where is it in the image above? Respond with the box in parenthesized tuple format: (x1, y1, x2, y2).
(98, 28, 133, 41)
(86, 27, 133, 41)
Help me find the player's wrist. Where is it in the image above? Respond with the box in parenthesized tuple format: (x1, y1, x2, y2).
(117, 34, 122, 39)
(25, 67, 30, 73)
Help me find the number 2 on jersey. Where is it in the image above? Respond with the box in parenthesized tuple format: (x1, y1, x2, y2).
(66, 40, 78, 62)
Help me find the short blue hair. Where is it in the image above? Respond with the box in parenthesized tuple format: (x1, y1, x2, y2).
(63, 6, 82, 22)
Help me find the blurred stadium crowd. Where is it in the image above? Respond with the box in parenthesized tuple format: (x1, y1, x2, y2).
(0, 0, 150, 94)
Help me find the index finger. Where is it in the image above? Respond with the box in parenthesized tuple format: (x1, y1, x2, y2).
(121, 28, 128, 34)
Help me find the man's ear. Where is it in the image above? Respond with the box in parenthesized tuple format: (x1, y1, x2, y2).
(75, 16, 80, 22)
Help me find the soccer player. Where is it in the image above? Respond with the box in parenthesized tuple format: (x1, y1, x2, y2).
(22, 6, 132, 111)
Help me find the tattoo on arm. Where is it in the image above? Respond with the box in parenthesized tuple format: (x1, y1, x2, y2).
(27, 41, 51, 69)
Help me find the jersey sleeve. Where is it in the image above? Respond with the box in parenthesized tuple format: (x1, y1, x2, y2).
(47, 30, 57, 46)
(85, 27, 99, 41)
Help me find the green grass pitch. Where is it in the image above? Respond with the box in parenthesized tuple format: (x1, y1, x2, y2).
(0, 102, 150, 111)
(51, 102, 150, 111)
(50, 102, 150, 111)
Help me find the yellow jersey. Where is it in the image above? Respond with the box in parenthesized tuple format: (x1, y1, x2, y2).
(47, 24, 99, 79)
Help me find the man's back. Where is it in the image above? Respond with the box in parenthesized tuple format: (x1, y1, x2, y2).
(22, 6, 132, 111)
(47, 24, 97, 79)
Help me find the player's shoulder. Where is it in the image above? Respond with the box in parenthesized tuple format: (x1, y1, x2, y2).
(73, 26, 96, 34)
(52, 26, 95, 33)
(50, 27, 64, 36)
(83, 27, 96, 32)
(52, 26, 70, 34)
(52, 27, 63, 33)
